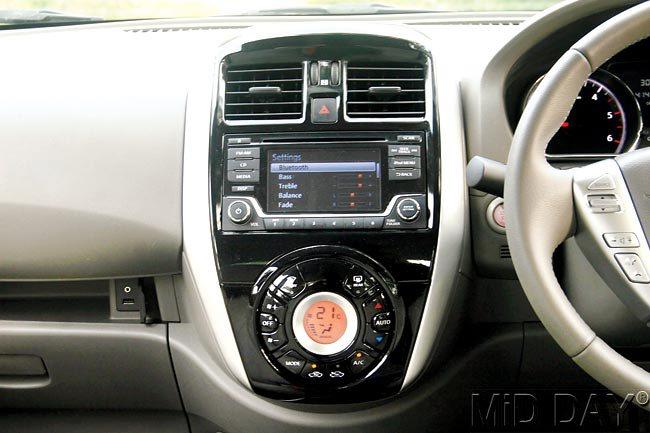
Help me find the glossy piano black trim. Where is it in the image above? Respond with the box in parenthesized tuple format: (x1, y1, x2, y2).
(208, 33, 440, 402)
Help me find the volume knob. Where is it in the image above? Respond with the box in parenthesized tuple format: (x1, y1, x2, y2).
(227, 200, 251, 224)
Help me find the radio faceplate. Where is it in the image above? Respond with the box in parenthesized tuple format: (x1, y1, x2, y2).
(220, 131, 429, 231)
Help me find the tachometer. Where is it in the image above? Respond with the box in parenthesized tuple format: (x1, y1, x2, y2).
(526, 70, 642, 157)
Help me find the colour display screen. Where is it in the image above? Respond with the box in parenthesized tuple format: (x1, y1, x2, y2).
(267, 148, 381, 213)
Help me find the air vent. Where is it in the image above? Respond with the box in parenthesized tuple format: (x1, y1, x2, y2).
(499, 246, 511, 259)
(224, 63, 305, 123)
(345, 62, 426, 120)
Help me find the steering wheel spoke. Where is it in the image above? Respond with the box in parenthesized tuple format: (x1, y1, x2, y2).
(574, 156, 650, 323)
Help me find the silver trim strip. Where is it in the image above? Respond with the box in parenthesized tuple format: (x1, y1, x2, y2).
(401, 64, 468, 390)
(184, 53, 251, 388)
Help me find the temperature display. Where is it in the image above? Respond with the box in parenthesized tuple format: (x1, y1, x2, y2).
(303, 301, 347, 344)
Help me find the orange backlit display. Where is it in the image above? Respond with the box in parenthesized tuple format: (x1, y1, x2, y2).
(302, 301, 347, 344)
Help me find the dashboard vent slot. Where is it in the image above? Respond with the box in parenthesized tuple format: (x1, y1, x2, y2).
(224, 64, 305, 122)
(345, 63, 426, 120)
(499, 246, 511, 259)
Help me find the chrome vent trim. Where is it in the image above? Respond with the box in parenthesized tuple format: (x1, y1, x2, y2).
(222, 62, 307, 125)
(343, 61, 428, 123)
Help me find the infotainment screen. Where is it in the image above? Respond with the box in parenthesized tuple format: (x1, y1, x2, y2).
(267, 149, 382, 213)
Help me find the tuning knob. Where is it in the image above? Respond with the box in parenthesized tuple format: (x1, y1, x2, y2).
(396, 198, 421, 222)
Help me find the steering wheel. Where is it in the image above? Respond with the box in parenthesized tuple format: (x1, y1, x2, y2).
(506, 1, 650, 408)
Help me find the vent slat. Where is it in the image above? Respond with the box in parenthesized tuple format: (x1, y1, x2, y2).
(224, 63, 304, 122)
(345, 62, 426, 119)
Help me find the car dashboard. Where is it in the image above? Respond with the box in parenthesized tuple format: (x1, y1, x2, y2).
(0, 1, 649, 432)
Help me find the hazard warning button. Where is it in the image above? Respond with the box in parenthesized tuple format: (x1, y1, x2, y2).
(310, 97, 338, 124)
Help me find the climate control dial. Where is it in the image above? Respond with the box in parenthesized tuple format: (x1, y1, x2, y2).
(253, 252, 401, 388)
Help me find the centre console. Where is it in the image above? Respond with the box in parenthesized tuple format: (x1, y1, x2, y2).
(210, 33, 439, 402)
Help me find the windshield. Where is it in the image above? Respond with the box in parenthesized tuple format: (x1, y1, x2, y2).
(0, 1, 563, 21)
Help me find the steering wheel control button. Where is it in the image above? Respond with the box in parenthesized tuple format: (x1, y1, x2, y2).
(262, 327, 287, 352)
(348, 351, 374, 375)
(396, 198, 421, 222)
(603, 233, 640, 248)
(364, 329, 388, 351)
(615, 253, 650, 283)
(588, 194, 621, 213)
(311, 97, 338, 124)
(227, 200, 251, 224)
(277, 351, 306, 375)
(259, 313, 279, 333)
(588, 174, 616, 191)
(371, 312, 394, 332)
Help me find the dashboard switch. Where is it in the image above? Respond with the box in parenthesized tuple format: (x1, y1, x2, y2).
(227, 200, 251, 224)
(311, 98, 338, 124)
(371, 312, 394, 332)
(277, 351, 306, 375)
(262, 326, 287, 353)
(258, 313, 279, 333)
(348, 351, 375, 375)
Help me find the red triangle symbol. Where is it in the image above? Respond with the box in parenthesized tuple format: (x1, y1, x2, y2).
(319, 105, 330, 115)
(374, 303, 383, 310)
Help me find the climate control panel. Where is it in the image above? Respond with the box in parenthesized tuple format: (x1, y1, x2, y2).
(252, 249, 402, 389)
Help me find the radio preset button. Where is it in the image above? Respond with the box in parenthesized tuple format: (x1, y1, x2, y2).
(227, 200, 251, 224)
(304, 218, 324, 230)
(389, 168, 421, 181)
(363, 217, 384, 229)
(228, 147, 260, 159)
(345, 218, 364, 229)
(388, 145, 420, 156)
(286, 218, 304, 229)
(264, 218, 286, 230)
(396, 198, 421, 222)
